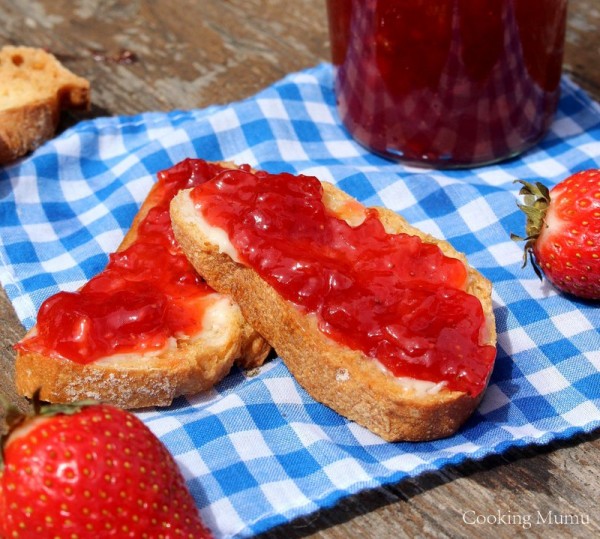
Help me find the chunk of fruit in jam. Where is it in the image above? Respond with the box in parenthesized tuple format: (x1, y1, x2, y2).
(16, 159, 231, 363)
(192, 169, 496, 396)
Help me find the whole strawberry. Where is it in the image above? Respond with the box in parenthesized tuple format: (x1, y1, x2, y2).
(512, 169, 600, 300)
(0, 399, 212, 538)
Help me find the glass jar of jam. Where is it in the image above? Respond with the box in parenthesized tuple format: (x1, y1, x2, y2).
(326, 0, 567, 168)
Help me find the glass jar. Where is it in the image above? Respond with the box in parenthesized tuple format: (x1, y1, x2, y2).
(326, 0, 568, 168)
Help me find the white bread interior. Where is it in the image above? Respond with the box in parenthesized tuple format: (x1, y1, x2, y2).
(15, 167, 270, 409)
(0, 46, 91, 164)
(15, 295, 267, 409)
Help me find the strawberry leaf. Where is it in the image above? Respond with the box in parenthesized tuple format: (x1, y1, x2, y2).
(31, 387, 97, 418)
(512, 179, 552, 279)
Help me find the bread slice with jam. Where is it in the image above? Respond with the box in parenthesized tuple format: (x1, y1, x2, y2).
(14, 159, 270, 408)
(0, 46, 91, 165)
(170, 164, 497, 441)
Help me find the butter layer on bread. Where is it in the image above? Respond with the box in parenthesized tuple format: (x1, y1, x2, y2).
(15, 159, 270, 408)
(170, 166, 497, 441)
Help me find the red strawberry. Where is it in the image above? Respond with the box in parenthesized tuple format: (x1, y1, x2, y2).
(0, 399, 212, 538)
(512, 169, 600, 300)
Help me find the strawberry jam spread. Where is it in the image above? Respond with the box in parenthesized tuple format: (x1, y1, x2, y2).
(192, 169, 496, 396)
(17, 159, 229, 364)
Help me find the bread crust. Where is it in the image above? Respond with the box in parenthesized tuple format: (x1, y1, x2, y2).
(170, 178, 497, 441)
(0, 46, 91, 164)
(15, 167, 270, 408)
(15, 296, 268, 409)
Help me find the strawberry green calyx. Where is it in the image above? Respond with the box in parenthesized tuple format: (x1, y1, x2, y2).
(1, 389, 96, 469)
(34, 399, 97, 418)
(511, 179, 551, 280)
(511, 169, 600, 300)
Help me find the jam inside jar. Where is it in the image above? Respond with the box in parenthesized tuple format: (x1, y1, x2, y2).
(326, 0, 567, 168)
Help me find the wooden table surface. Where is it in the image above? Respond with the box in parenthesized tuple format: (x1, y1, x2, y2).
(1, 1, 599, 538)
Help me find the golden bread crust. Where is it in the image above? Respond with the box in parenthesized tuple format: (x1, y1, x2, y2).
(170, 176, 497, 441)
(15, 166, 270, 408)
(15, 296, 268, 409)
(0, 46, 91, 164)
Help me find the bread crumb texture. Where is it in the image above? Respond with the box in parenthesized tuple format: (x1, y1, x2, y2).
(0, 46, 90, 164)
(170, 177, 498, 441)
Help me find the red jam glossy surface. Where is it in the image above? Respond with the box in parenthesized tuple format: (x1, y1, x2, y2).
(17, 159, 229, 364)
(326, 0, 567, 167)
(192, 170, 496, 396)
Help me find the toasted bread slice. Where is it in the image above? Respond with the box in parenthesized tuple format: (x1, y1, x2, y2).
(15, 159, 270, 408)
(0, 46, 90, 165)
(170, 167, 497, 441)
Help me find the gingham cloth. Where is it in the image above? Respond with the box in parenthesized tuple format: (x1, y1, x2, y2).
(1, 63, 599, 538)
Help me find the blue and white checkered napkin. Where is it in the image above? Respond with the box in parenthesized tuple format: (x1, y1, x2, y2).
(1, 63, 599, 537)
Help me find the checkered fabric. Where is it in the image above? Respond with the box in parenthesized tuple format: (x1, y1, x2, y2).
(0, 63, 599, 538)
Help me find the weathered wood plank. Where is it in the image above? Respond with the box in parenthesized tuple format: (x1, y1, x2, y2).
(1, 1, 599, 537)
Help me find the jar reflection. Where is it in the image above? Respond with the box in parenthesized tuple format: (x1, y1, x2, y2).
(327, 0, 568, 168)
